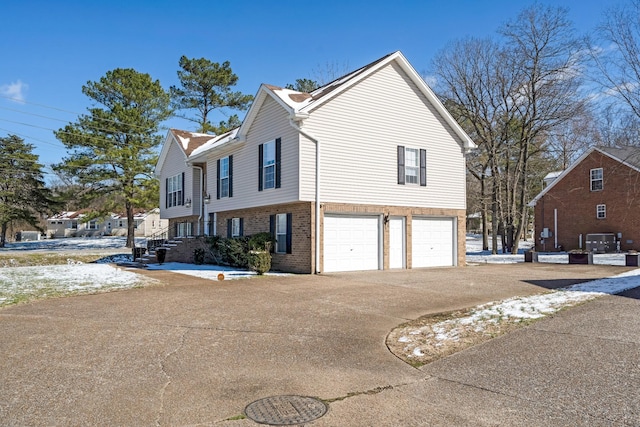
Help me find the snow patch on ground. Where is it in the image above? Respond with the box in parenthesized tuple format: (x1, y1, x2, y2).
(146, 262, 289, 280)
(398, 263, 640, 360)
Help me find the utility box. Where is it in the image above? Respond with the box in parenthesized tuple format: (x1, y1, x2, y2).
(585, 233, 616, 253)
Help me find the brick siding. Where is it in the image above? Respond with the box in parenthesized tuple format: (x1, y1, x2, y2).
(163, 203, 466, 273)
(534, 150, 640, 252)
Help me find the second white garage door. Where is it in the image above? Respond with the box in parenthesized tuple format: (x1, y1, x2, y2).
(323, 215, 380, 272)
(412, 217, 455, 268)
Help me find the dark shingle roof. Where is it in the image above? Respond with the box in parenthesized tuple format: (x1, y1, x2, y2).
(599, 146, 640, 170)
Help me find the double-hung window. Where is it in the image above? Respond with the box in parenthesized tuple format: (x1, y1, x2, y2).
(220, 157, 230, 198)
(596, 204, 606, 219)
(397, 145, 427, 186)
(167, 173, 184, 207)
(259, 138, 281, 191)
(263, 141, 276, 189)
(226, 217, 243, 238)
(276, 214, 287, 253)
(405, 148, 419, 184)
(270, 213, 292, 254)
(590, 168, 603, 191)
(231, 218, 241, 237)
(88, 220, 97, 230)
(217, 156, 232, 199)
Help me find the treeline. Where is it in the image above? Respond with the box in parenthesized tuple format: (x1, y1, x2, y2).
(430, 3, 640, 253)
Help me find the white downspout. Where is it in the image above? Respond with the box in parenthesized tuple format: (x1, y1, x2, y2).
(289, 118, 321, 274)
(193, 165, 204, 236)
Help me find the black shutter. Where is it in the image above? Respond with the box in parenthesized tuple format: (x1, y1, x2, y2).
(258, 144, 264, 191)
(397, 146, 405, 185)
(227, 219, 232, 238)
(216, 159, 221, 199)
(275, 138, 282, 189)
(165, 178, 168, 208)
(181, 172, 185, 205)
(269, 214, 276, 253)
(239, 218, 244, 236)
(228, 155, 233, 198)
(286, 213, 292, 254)
(420, 149, 427, 187)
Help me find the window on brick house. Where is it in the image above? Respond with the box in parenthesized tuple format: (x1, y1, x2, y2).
(591, 168, 603, 191)
(597, 204, 606, 219)
(270, 213, 292, 254)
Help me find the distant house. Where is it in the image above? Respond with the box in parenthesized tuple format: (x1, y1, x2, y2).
(529, 146, 640, 252)
(110, 209, 168, 237)
(46, 209, 167, 238)
(155, 51, 475, 273)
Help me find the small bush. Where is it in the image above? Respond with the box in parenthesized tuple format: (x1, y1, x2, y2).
(206, 233, 273, 270)
(248, 232, 274, 252)
(193, 248, 206, 265)
(248, 251, 271, 275)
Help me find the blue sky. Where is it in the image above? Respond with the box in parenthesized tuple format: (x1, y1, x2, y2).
(0, 0, 611, 179)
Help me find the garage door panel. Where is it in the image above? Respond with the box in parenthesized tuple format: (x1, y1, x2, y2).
(412, 218, 454, 268)
(324, 216, 380, 272)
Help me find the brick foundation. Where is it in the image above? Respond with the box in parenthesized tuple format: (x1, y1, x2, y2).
(163, 203, 466, 273)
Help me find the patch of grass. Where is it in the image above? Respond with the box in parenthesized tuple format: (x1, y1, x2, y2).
(386, 308, 540, 368)
(0, 253, 117, 267)
(224, 414, 246, 421)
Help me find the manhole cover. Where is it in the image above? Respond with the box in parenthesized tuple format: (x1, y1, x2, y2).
(244, 395, 327, 425)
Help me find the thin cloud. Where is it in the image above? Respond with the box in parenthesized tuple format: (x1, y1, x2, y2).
(0, 80, 29, 103)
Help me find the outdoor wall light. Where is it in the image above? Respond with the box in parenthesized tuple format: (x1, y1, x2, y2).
(185, 198, 192, 208)
(204, 194, 211, 204)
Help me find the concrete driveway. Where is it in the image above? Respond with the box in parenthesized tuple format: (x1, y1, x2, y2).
(0, 263, 637, 426)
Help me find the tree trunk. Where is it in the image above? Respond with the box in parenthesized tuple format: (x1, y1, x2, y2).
(491, 175, 499, 255)
(0, 222, 6, 248)
(126, 201, 135, 248)
(481, 176, 489, 251)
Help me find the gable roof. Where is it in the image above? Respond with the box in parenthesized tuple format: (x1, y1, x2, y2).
(529, 146, 640, 206)
(158, 51, 476, 166)
(598, 146, 640, 170)
(155, 129, 222, 175)
(237, 51, 476, 151)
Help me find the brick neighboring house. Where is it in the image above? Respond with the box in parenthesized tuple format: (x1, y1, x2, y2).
(155, 51, 476, 273)
(529, 146, 640, 252)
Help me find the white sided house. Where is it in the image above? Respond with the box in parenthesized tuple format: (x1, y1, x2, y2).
(46, 209, 167, 238)
(155, 51, 475, 273)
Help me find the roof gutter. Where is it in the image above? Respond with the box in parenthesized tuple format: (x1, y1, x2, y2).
(288, 113, 321, 274)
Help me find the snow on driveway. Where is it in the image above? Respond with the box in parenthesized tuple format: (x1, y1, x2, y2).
(398, 268, 640, 360)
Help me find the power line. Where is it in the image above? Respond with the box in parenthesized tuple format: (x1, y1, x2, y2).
(0, 94, 171, 133)
(0, 127, 65, 149)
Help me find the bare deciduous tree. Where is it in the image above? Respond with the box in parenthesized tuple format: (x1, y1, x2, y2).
(432, 4, 587, 254)
(590, 0, 640, 122)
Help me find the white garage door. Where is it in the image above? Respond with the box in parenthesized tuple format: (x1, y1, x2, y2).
(412, 217, 455, 268)
(324, 215, 380, 272)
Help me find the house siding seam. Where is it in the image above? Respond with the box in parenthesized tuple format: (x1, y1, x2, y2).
(534, 150, 640, 252)
(299, 62, 466, 209)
